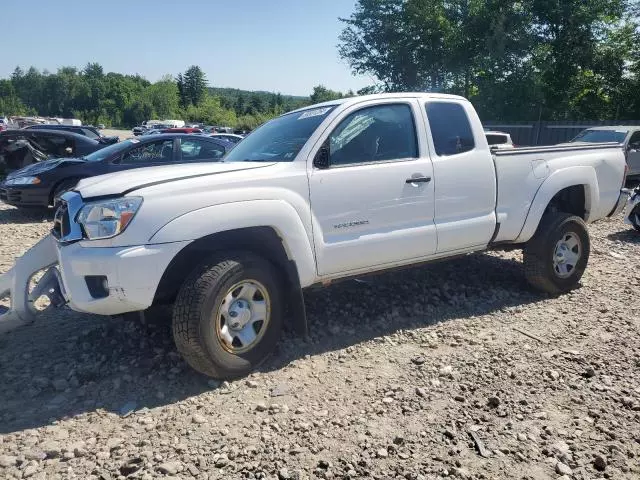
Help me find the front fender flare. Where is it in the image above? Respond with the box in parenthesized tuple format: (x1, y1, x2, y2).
(149, 200, 317, 287)
(516, 166, 598, 243)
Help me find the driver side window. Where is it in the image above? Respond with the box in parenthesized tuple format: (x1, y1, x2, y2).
(121, 139, 174, 164)
(329, 104, 418, 166)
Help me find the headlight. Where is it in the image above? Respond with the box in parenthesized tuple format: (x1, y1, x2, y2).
(76, 197, 143, 240)
(4, 176, 41, 185)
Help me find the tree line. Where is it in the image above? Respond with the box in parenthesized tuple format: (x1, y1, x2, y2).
(0, 64, 348, 130)
(7, 0, 629, 129)
(340, 0, 640, 121)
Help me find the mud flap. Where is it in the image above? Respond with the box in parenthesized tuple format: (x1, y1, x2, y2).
(0, 235, 64, 333)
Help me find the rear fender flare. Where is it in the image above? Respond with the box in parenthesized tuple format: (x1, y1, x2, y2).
(516, 166, 598, 243)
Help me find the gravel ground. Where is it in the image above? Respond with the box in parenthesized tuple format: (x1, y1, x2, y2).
(102, 129, 133, 141)
(0, 203, 639, 480)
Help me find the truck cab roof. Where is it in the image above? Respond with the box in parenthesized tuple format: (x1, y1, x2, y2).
(289, 92, 468, 114)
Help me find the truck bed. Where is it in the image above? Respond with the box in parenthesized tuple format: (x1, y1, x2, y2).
(491, 143, 626, 243)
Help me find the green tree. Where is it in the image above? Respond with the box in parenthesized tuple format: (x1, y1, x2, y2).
(310, 85, 344, 103)
(177, 65, 208, 107)
(0, 80, 28, 115)
(339, 0, 637, 120)
(146, 74, 180, 118)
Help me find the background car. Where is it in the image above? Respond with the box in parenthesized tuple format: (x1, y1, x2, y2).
(570, 126, 640, 177)
(26, 124, 119, 145)
(0, 134, 234, 208)
(485, 130, 515, 149)
(142, 124, 172, 136)
(132, 125, 146, 136)
(161, 127, 203, 134)
(0, 129, 104, 173)
(209, 133, 244, 144)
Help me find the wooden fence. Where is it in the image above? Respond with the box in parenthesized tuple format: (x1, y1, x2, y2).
(482, 120, 640, 146)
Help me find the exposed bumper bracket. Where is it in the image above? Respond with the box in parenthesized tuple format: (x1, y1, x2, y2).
(0, 235, 63, 333)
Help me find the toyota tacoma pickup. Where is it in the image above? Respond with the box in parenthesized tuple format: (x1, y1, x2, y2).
(0, 93, 629, 378)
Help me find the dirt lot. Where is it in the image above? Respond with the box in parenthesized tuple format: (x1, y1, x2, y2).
(0, 205, 638, 480)
(102, 129, 133, 141)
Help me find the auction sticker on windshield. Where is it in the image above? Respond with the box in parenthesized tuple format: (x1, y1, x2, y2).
(298, 107, 332, 120)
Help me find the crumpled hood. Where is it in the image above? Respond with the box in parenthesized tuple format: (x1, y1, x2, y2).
(6, 157, 84, 179)
(75, 161, 276, 199)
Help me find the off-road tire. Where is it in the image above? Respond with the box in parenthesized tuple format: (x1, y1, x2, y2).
(524, 212, 590, 295)
(172, 253, 283, 379)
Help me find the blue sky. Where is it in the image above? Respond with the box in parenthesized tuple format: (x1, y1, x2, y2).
(0, 0, 374, 96)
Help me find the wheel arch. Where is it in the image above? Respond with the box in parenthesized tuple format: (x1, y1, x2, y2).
(49, 176, 81, 205)
(153, 226, 309, 336)
(516, 167, 598, 243)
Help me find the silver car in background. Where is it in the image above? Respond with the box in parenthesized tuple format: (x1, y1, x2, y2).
(571, 126, 640, 178)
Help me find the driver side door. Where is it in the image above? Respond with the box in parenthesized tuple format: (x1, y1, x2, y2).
(309, 99, 437, 277)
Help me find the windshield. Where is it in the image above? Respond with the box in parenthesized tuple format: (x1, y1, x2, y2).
(83, 139, 139, 162)
(82, 128, 101, 140)
(223, 105, 337, 162)
(572, 129, 627, 143)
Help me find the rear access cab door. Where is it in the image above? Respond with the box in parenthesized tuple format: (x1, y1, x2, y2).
(422, 100, 497, 252)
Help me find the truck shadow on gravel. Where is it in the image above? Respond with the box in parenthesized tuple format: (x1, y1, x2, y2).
(607, 229, 640, 244)
(0, 252, 545, 434)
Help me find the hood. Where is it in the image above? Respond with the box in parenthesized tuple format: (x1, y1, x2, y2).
(6, 157, 85, 179)
(75, 161, 276, 198)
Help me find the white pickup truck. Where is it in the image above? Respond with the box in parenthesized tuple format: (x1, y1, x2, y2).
(0, 93, 628, 378)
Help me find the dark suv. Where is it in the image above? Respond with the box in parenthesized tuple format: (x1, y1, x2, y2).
(26, 124, 119, 145)
(0, 134, 233, 208)
(0, 129, 104, 174)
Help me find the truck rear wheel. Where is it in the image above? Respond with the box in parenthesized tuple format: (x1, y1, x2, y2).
(523, 212, 590, 295)
(172, 253, 283, 379)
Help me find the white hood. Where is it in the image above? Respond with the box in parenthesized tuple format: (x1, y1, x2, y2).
(75, 162, 275, 198)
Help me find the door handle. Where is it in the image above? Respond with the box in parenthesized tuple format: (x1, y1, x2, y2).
(406, 176, 431, 184)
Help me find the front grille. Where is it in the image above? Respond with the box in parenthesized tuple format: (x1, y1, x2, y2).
(0, 188, 23, 203)
(51, 191, 84, 243)
(52, 201, 70, 239)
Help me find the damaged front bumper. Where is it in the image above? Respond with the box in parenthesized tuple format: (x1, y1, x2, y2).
(0, 234, 189, 333)
(0, 235, 66, 333)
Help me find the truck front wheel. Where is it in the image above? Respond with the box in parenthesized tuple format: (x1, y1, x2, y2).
(172, 253, 284, 379)
(523, 212, 590, 295)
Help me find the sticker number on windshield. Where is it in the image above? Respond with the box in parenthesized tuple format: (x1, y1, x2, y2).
(298, 107, 332, 120)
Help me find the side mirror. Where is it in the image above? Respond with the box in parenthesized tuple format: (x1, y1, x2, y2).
(313, 143, 330, 169)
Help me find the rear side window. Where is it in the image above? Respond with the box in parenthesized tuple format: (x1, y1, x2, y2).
(425, 102, 475, 156)
(180, 138, 226, 160)
(486, 134, 508, 145)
